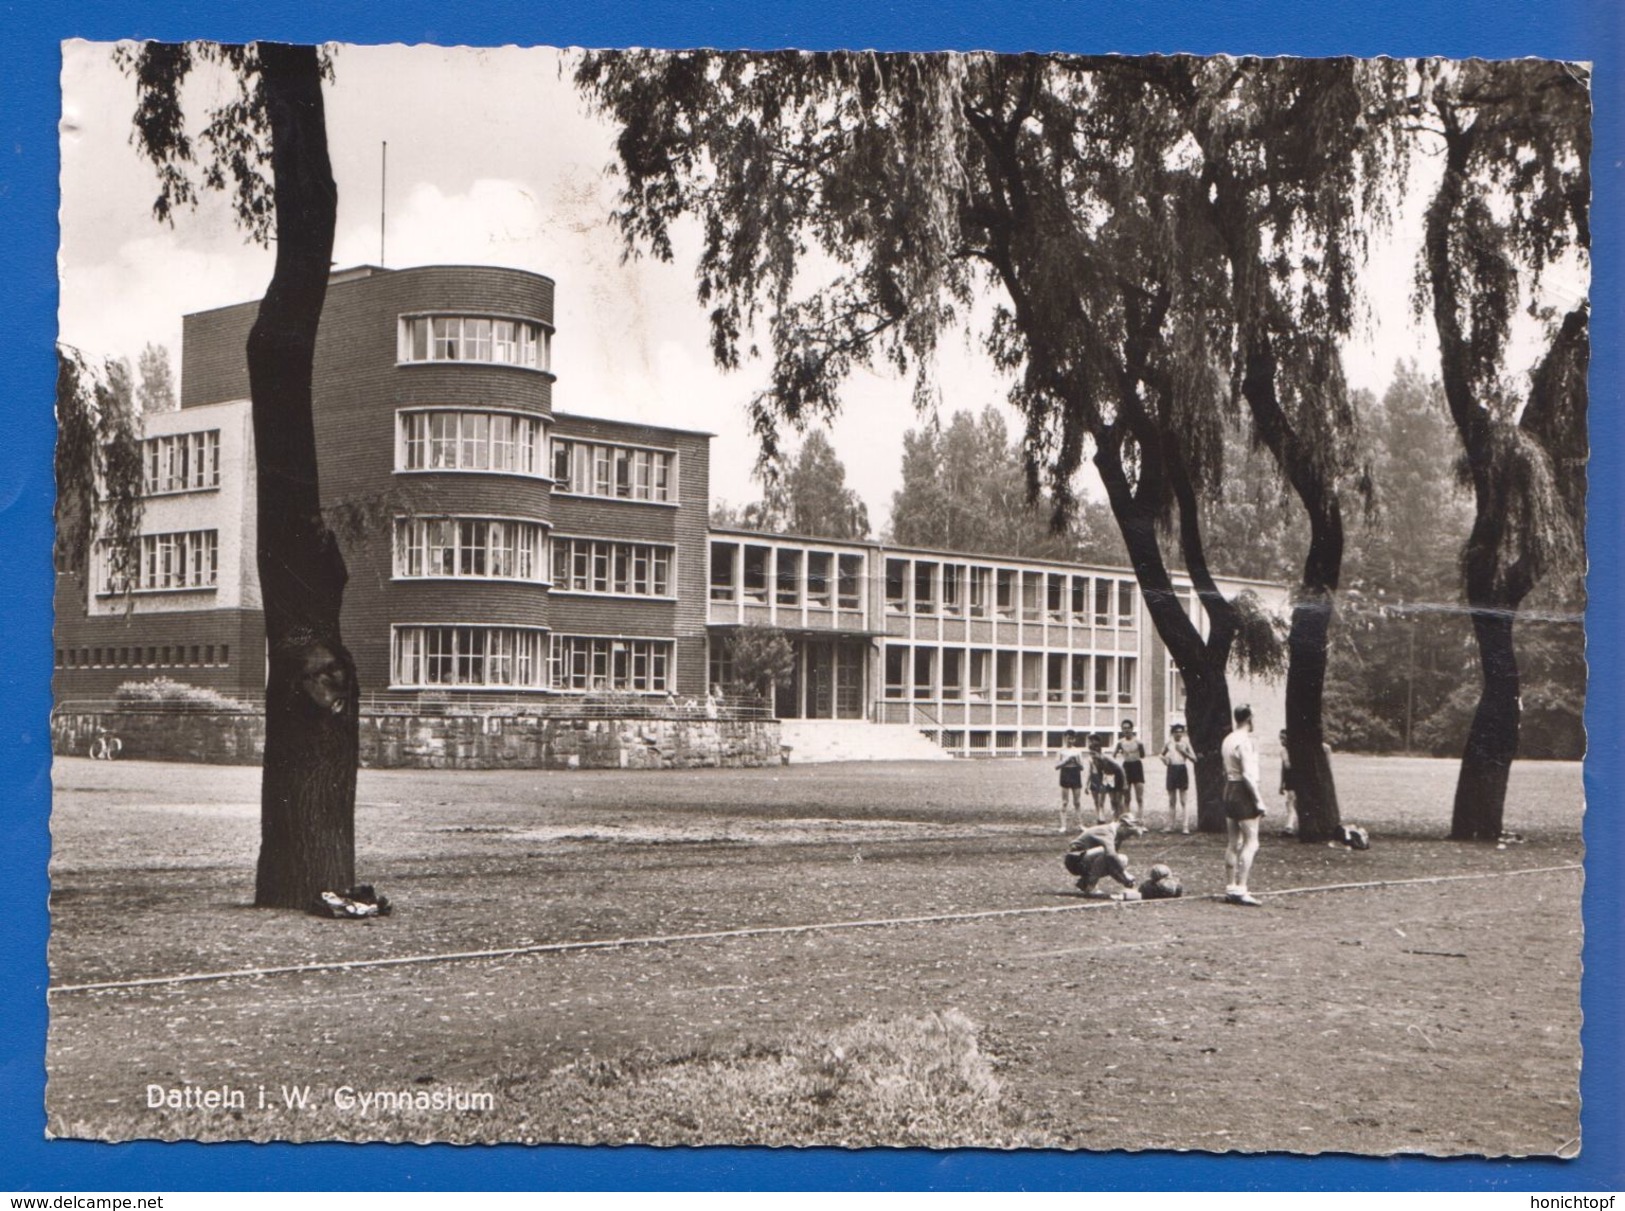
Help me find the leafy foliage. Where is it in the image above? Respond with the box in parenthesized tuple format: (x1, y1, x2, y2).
(575, 51, 1300, 745)
(724, 626, 798, 698)
(136, 342, 177, 414)
(888, 406, 1125, 564)
(113, 41, 333, 245)
(714, 429, 871, 540)
(1228, 590, 1287, 682)
(1318, 363, 1583, 758)
(54, 347, 143, 588)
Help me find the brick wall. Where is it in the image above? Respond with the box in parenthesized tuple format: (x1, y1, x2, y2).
(53, 570, 266, 700)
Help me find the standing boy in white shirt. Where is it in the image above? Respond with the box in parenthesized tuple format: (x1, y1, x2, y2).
(1219, 704, 1268, 907)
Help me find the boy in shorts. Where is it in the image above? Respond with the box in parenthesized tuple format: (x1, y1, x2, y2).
(1113, 720, 1148, 817)
(1055, 730, 1088, 832)
(1220, 705, 1268, 906)
(1160, 721, 1196, 834)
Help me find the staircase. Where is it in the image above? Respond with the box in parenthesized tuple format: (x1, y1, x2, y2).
(778, 719, 953, 764)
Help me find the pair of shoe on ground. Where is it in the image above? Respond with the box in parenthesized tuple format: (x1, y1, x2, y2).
(1225, 885, 1263, 907)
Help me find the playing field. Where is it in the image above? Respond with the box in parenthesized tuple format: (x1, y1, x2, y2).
(46, 754, 1583, 1154)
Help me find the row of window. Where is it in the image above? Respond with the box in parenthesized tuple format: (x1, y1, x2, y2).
(395, 412, 681, 505)
(883, 647, 1139, 704)
(143, 430, 220, 496)
(391, 626, 673, 692)
(399, 315, 551, 371)
(395, 517, 548, 581)
(550, 635, 671, 693)
(709, 543, 865, 609)
(551, 438, 675, 503)
(884, 559, 1137, 627)
(937, 730, 1129, 752)
(551, 537, 672, 597)
(56, 643, 230, 670)
(399, 410, 550, 476)
(101, 530, 219, 594)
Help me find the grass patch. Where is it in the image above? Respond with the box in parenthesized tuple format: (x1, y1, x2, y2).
(530, 1009, 1042, 1148)
(51, 1010, 1045, 1148)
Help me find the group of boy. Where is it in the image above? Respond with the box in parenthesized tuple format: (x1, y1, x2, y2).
(1059, 705, 1279, 908)
(1054, 719, 1196, 833)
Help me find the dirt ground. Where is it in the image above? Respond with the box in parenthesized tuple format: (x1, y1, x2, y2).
(45, 754, 1583, 1154)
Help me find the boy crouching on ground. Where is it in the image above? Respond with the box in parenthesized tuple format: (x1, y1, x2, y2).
(1064, 814, 1148, 897)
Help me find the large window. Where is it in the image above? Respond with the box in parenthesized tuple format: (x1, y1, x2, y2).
(103, 529, 218, 593)
(838, 554, 863, 610)
(398, 410, 547, 476)
(394, 517, 546, 581)
(1071, 576, 1090, 624)
(1118, 655, 1138, 705)
(549, 635, 673, 693)
(400, 315, 551, 371)
(1095, 578, 1113, 626)
(912, 647, 935, 699)
(995, 569, 1016, 619)
(885, 646, 908, 699)
(776, 549, 802, 606)
(742, 545, 770, 603)
(886, 559, 908, 613)
(969, 567, 991, 618)
(1047, 573, 1066, 621)
(392, 626, 547, 688)
(710, 542, 738, 602)
(551, 438, 675, 502)
(142, 430, 220, 495)
(914, 562, 937, 615)
(807, 552, 832, 608)
(551, 537, 672, 597)
(1118, 580, 1137, 628)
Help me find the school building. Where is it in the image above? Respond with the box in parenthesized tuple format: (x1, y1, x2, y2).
(52, 264, 1287, 756)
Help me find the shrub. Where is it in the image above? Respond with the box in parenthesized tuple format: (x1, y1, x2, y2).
(112, 678, 248, 710)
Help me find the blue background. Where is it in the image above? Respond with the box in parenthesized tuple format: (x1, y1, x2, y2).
(1, 0, 1618, 1193)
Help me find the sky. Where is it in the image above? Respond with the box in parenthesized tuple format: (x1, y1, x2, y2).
(57, 42, 1574, 533)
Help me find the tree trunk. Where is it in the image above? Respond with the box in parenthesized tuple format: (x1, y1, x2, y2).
(1450, 601, 1520, 840)
(247, 44, 358, 909)
(1182, 667, 1234, 833)
(1094, 435, 1235, 833)
(1285, 587, 1341, 841)
(1238, 338, 1344, 841)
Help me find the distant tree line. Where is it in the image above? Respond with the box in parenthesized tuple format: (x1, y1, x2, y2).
(713, 406, 1127, 566)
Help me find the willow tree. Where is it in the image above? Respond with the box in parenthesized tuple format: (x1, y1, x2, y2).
(577, 51, 1273, 829)
(1408, 60, 1589, 840)
(1156, 57, 1404, 839)
(119, 41, 359, 906)
(54, 348, 143, 587)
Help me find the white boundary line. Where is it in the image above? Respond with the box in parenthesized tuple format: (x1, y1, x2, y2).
(49, 861, 1582, 996)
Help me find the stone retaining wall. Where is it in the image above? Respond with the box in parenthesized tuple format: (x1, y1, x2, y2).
(51, 709, 783, 770)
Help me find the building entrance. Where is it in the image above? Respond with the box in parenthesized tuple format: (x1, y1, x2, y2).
(778, 638, 866, 720)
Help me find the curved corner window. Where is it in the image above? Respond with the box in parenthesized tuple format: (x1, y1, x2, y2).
(400, 315, 551, 371)
(392, 625, 548, 689)
(394, 517, 548, 582)
(397, 410, 548, 476)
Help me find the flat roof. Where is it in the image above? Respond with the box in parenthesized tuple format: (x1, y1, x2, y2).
(706, 527, 1288, 592)
(552, 410, 717, 440)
